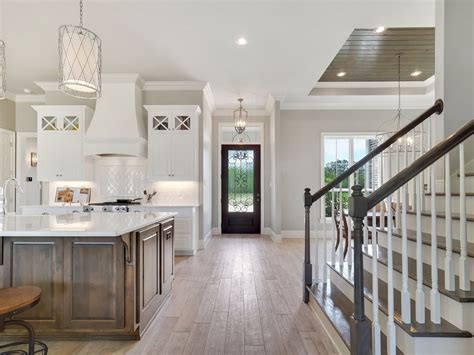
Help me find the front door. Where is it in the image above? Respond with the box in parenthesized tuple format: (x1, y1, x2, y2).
(221, 145, 261, 234)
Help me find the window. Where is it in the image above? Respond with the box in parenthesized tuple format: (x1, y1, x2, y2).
(322, 134, 378, 217)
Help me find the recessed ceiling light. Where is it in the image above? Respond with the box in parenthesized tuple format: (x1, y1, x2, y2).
(374, 26, 386, 33)
(337, 71, 346, 77)
(236, 37, 248, 46)
(23, 88, 31, 94)
(410, 70, 422, 77)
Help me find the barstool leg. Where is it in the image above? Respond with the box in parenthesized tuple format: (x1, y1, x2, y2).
(4, 319, 36, 355)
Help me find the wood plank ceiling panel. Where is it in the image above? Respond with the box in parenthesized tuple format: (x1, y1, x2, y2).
(319, 27, 435, 82)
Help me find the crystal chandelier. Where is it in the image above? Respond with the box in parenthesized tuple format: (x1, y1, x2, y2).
(0, 40, 5, 100)
(376, 54, 422, 152)
(234, 98, 248, 134)
(58, 0, 102, 99)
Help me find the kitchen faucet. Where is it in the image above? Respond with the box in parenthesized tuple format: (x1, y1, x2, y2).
(1, 177, 24, 215)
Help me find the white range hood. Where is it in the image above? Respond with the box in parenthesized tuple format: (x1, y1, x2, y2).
(84, 74, 147, 158)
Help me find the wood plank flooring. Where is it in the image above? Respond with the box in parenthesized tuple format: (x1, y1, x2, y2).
(20, 235, 339, 355)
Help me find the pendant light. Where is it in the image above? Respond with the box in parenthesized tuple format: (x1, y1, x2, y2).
(58, 0, 102, 99)
(0, 40, 5, 100)
(233, 98, 248, 134)
(376, 53, 419, 151)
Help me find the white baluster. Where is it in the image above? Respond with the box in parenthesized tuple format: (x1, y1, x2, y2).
(401, 183, 411, 323)
(411, 129, 416, 210)
(339, 184, 344, 263)
(380, 153, 385, 229)
(421, 121, 426, 210)
(323, 195, 328, 282)
(364, 164, 369, 247)
(371, 156, 380, 355)
(386, 195, 396, 355)
(331, 189, 336, 266)
(415, 175, 426, 323)
(445, 153, 455, 291)
(459, 143, 470, 291)
(314, 200, 320, 282)
(396, 140, 401, 227)
(430, 163, 441, 323)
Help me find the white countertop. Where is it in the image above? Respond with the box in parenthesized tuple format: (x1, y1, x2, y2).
(21, 202, 200, 209)
(0, 212, 177, 237)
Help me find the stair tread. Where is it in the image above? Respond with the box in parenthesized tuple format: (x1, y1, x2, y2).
(425, 192, 474, 196)
(328, 262, 472, 338)
(377, 227, 474, 258)
(307, 282, 403, 355)
(406, 210, 474, 222)
(362, 244, 474, 302)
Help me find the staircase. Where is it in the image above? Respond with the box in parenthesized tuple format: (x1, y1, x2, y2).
(303, 100, 474, 355)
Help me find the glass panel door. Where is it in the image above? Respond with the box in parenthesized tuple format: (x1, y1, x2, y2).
(221, 145, 261, 234)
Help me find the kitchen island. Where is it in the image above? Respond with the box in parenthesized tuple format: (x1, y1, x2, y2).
(0, 212, 176, 340)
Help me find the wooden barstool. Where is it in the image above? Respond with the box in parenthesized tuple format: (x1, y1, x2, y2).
(0, 286, 48, 355)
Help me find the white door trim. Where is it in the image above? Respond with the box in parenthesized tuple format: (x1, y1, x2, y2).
(217, 122, 265, 235)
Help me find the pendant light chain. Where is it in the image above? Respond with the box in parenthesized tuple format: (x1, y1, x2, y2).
(79, 0, 83, 28)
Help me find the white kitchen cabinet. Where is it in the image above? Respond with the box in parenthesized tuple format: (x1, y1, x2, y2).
(144, 105, 201, 181)
(33, 106, 94, 181)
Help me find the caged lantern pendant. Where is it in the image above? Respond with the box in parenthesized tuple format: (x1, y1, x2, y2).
(233, 98, 248, 134)
(58, 0, 102, 99)
(0, 40, 5, 100)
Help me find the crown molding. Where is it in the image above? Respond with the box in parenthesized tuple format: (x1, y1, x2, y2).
(203, 82, 216, 113)
(213, 108, 269, 117)
(280, 100, 433, 111)
(14, 94, 46, 103)
(143, 81, 207, 91)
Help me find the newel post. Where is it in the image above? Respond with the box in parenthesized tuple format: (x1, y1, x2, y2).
(303, 188, 313, 303)
(349, 185, 371, 355)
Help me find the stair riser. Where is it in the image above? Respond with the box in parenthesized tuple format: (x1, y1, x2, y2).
(361, 254, 474, 332)
(454, 176, 474, 193)
(329, 269, 474, 355)
(377, 231, 474, 279)
(423, 196, 474, 214)
(405, 213, 474, 242)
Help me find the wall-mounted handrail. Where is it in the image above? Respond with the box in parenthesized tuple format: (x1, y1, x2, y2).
(367, 119, 474, 210)
(307, 99, 444, 205)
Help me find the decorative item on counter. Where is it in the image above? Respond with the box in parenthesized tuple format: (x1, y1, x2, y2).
(55, 186, 91, 204)
(144, 189, 158, 204)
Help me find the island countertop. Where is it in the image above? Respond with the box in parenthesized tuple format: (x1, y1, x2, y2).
(0, 211, 177, 237)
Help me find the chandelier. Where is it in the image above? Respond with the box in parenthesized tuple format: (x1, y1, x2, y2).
(58, 0, 102, 99)
(233, 98, 248, 134)
(376, 54, 423, 153)
(0, 40, 5, 99)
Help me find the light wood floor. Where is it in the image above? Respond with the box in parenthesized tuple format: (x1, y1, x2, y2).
(29, 235, 338, 355)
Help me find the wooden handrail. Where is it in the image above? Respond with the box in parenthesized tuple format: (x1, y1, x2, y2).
(308, 99, 444, 205)
(367, 119, 474, 210)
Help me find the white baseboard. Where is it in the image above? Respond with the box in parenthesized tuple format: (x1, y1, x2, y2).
(198, 229, 213, 249)
(264, 227, 282, 243)
(212, 227, 221, 235)
(175, 249, 195, 256)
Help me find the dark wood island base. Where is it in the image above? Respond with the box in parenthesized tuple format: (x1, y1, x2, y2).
(0, 217, 175, 341)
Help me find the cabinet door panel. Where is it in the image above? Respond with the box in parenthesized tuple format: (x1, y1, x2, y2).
(64, 239, 124, 329)
(4, 238, 64, 328)
(137, 224, 162, 332)
(171, 133, 195, 180)
(161, 221, 174, 294)
(149, 133, 171, 179)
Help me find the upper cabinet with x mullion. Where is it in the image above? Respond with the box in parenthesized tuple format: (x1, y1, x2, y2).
(144, 105, 201, 181)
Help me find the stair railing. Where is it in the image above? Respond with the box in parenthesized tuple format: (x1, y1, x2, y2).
(350, 118, 473, 355)
(303, 100, 444, 353)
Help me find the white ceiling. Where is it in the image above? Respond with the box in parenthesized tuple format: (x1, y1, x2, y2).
(1, 0, 435, 109)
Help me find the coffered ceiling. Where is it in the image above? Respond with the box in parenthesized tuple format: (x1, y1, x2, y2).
(1, 0, 436, 109)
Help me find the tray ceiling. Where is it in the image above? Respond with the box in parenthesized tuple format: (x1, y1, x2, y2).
(319, 27, 435, 82)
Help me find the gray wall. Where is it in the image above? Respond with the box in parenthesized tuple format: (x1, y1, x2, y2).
(15, 102, 38, 132)
(443, 0, 474, 136)
(211, 115, 271, 230)
(0, 99, 15, 131)
(279, 108, 423, 231)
